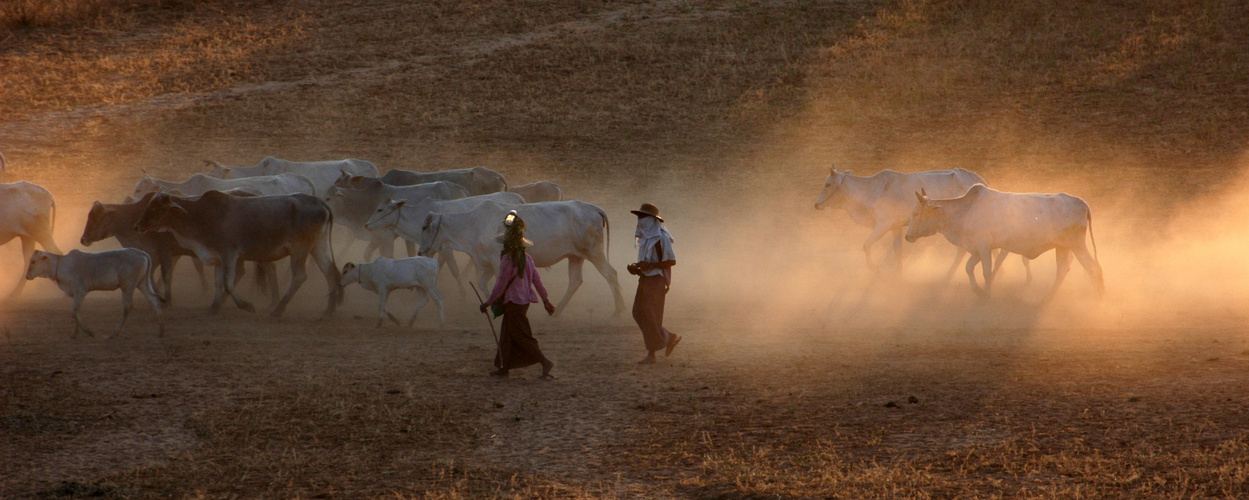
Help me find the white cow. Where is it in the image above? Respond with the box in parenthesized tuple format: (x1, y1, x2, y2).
(0, 181, 62, 298)
(326, 175, 470, 259)
(125, 172, 316, 202)
(364, 192, 526, 294)
(205, 156, 380, 196)
(341, 257, 445, 328)
(509, 181, 562, 202)
(417, 200, 626, 316)
(905, 184, 1104, 300)
(814, 166, 1031, 279)
(26, 249, 165, 338)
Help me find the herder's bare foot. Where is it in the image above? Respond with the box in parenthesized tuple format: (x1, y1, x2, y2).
(539, 359, 555, 379)
(638, 353, 656, 364)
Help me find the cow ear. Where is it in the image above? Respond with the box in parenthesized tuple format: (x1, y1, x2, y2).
(395, 200, 406, 208)
(92, 201, 103, 210)
(843, 170, 852, 175)
(348, 176, 363, 187)
(167, 199, 190, 215)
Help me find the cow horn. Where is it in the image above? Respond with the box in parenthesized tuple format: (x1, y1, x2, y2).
(916, 191, 925, 203)
(920, 188, 927, 196)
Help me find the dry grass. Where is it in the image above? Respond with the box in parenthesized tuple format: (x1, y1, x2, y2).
(4, 0, 1249, 498)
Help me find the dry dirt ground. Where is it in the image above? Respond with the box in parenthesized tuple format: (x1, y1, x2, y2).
(4, 0, 1249, 498)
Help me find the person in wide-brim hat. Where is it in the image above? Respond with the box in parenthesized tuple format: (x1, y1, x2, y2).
(628, 202, 680, 364)
(481, 210, 556, 379)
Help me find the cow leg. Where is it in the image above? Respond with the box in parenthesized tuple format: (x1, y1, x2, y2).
(362, 239, 380, 261)
(862, 225, 892, 272)
(1071, 245, 1104, 298)
(159, 254, 176, 304)
(376, 288, 391, 328)
(7, 237, 36, 300)
(587, 252, 626, 317)
(979, 246, 995, 299)
(71, 292, 93, 338)
(311, 238, 342, 317)
(407, 288, 430, 328)
(376, 235, 395, 259)
(222, 257, 257, 313)
(438, 251, 466, 299)
(1021, 255, 1033, 285)
(943, 247, 968, 282)
(210, 264, 227, 313)
(476, 257, 498, 301)
(552, 257, 584, 317)
(990, 249, 1011, 282)
(272, 252, 308, 317)
(420, 280, 445, 328)
(1046, 248, 1075, 303)
(114, 287, 134, 339)
(261, 262, 281, 306)
(34, 224, 60, 254)
(192, 257, 209, 289)
(965, 252, 986, 298)
(137, 274, 166, 337)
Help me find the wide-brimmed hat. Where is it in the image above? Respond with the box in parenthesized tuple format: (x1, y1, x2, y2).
(630, 202, 663, 222)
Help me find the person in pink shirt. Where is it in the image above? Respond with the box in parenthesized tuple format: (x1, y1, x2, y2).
(480, 210, 556, 378)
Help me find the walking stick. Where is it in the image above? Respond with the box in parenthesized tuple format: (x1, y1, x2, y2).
(469, 282, 501, 351)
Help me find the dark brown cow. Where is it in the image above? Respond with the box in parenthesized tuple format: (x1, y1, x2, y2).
(81, 192, 279, 305)
(135, 191, 342, 316)
(378, 166, 507, 196)
(81, 193, 204, 304)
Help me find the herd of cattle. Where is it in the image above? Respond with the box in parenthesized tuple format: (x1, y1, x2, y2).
(3, 156, 626, 337)
(0, 155, 1104, 338)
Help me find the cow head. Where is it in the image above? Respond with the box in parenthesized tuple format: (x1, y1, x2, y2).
(340, 262, 361, 287)
(81, 201, 119, 246)
(814, 166, 851, 210)
(904, 189, 942, 242)
(417, 214, 442, 258)
(135, 193, 187, 234)
(365, 198, 404, 231)
(26, 250, 57, 281)
(203, 159, 233, 178)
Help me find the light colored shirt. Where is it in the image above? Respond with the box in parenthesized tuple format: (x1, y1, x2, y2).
(486, 253, 550, 306)
(638, 233, 676, 283)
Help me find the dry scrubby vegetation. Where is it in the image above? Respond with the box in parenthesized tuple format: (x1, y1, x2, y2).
(4, 0, 1249, 498)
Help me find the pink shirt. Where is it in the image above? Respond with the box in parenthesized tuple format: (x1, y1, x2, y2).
(486, 254, 550, 306)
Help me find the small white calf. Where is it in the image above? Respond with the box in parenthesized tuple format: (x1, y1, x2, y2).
(341, 257, 445, 328)
(26, 249, 165, 338)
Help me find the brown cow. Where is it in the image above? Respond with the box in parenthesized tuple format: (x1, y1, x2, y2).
(378, 166, 507, 196)
(135, 191, 343, 316)
(81, 192, 279, 305)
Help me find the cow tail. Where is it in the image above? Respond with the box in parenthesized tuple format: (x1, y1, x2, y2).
(1087, 209, 1099, 263)
(597, 204, 610, 261)
(143, 252, 165, 305)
